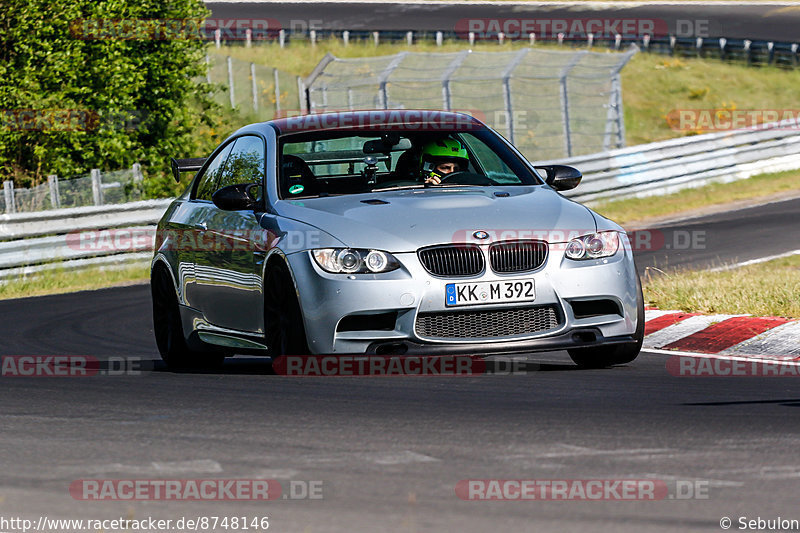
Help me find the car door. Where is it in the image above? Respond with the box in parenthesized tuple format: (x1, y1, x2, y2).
(182, 139, 235, 312)
(194, 134, 267, 333)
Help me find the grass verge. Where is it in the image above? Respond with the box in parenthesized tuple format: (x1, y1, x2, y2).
(0, 264, 150, 301)
(643, 254, 800, 318)
(591, 168, 800, 226)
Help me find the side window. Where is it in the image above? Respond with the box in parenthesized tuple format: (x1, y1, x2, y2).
(217, 135, 265, 191)
(195, 141, 235, 201)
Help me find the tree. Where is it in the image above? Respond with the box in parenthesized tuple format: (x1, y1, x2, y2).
(0, 0, 222, 194)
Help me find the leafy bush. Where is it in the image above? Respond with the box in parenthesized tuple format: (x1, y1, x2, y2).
(0, 0, 226, 195)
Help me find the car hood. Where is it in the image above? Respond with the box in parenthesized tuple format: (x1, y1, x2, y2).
(275, 186, 597, 252)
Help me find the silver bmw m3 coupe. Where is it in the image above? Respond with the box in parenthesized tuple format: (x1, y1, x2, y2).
(151, 110, 643, 369)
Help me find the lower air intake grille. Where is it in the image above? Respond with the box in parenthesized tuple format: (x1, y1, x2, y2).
(415, 305, 560, 339)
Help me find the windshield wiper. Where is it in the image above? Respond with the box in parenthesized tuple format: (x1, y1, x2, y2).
(371, 184, 426, 192)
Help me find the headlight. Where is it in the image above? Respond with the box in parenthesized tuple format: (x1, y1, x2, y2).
(312, 248, 400, 273)
(564, 231, 619, 260)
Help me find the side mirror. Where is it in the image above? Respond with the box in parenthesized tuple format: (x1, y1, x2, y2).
(535, 165, 582, 191)
(212, 183, 260, 211)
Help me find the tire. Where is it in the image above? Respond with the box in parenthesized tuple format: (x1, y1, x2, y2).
(264, 261, 310, 356)
(568, 275, 645, 369)
(151, 265, 224, 370)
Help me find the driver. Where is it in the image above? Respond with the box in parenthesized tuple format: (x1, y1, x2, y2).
(419, 139, 470, 185)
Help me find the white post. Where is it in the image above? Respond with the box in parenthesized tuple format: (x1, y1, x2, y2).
(436, 31, 443, 47)
(310, 29, 317, 47)
(274, 68, 281, 114)
(214, 28, 221, 49)
(297, 77, 307, 113)
(643, 34, 651, 51)
(48, 175, 60, 209)
(373, 31, 379, 46)
(132, 163, 143, 183)
(529, 32, 536, 46)
(406, 31, 413, 46)
(557, 32, 564, 46)
(587, 33, 594, 48)
(90, 169, 103, 206)
(469, 31, 475, 46)
(245, 28, 252, 48)
(614, 33, 622, 50)
(227, 56, 235, 108)
(498, 32, 505, 45)
(342, 30, 349, 46)
(251, 62, 258, 112)
(205, 54, 211, 84)
(279, 29, 285, 48)
(3, 180, 15, 214)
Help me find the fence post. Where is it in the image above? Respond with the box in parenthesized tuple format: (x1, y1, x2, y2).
(501, 49, 530, 146)
(529, 32, 535, 46)
(47, 175, 60, 209)
(91, 169, 103, 206)
(205, 54, 211, 84)
(132, 163, 143, 183)
(246, 28, 252, 48)
(279, 29, 285, 48)
(310, 29, 317, 47)
(227, 56, 235, 108)
(406, 31, 413, 46)
(441, 50, 469, 111)
(251, 62, 258, 113)
(557, 51, 587, 158)
(274, 68, 281, 114)
(342, 30, 349, 46)
(436, 31, 443, 47)
(214, 29, 221, 49)
(469, 32, 475, 46)
(3, 180, 15, 214)
(720, 37, 727, 60)
(373, 31, 379, 47)
(298, 77, 308, 114)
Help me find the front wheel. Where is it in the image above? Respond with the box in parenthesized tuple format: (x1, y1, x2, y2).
(568, 276, 645, 369)
(264, 262, 310, 356)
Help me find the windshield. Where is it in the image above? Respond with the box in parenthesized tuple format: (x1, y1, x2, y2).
(278, 128, 542, 199)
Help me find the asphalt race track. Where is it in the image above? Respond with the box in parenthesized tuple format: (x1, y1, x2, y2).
(1, 197, 800, 531)
(205, 2, 800, 42)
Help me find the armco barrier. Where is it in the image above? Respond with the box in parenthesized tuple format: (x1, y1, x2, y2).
(551, 118, 800, 203)
(1, 122, 800, 279)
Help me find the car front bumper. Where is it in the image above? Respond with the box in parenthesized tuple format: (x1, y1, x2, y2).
(286, 243, 640, 355)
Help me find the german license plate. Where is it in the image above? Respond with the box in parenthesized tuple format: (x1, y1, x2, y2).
(445, 279, 535, 307)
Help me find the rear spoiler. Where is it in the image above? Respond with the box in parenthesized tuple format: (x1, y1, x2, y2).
(170, 157, 206, 183)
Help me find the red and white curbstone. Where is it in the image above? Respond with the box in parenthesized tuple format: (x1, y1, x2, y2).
(643, 309, 800, 358)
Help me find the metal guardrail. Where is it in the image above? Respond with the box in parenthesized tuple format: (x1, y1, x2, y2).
(1, 123, 799, 280)
(548, 119, 800, 204)
(219, 29, 800, 69)
(0, 199, 171, 280)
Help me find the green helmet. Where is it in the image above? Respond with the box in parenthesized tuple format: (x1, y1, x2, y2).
(419, 139, 469, 179)
(419, 139, 469, 166)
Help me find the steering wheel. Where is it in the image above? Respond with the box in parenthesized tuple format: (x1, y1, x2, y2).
(436, 171, 496, 186)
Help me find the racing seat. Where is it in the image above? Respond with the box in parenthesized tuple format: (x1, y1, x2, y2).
(281, 154, 319, 197)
